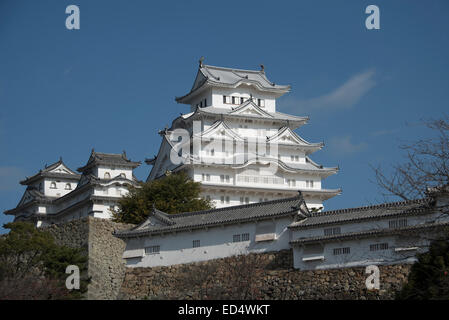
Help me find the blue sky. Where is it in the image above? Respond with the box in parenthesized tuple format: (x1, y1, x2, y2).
(0, 0, 448, 233)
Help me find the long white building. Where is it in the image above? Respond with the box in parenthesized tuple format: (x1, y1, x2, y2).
(4, 150, 141, 226)
(146, 60, 341, 211)
(116, 187, 449, 270)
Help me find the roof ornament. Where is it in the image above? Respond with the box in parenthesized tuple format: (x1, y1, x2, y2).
(250, 93, 253, 101)
(59, 156, 63, 162)
(199, 56, 205, 68)
(260, 64, 265, 72)
(122, 150, 127, 158)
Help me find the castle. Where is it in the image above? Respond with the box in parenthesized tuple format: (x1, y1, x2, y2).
(4, 61, 448, 272)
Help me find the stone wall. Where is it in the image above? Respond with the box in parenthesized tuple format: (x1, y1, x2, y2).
(118, 249, 412, 300)
(44, 217, 134, 300)
(41, 221, 412, 300)
(87, 218, 134, 300)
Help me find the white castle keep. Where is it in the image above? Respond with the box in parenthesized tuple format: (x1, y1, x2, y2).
(146, 60, 341, 211)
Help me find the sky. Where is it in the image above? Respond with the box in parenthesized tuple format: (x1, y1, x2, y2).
(0, 0, 448, 233)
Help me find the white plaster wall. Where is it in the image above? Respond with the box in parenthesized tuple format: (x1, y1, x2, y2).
(209, 87, 277, 112)
(97, 166, 133, 180)
(293, 235, 427, 270)
(43, 178, 78, 198)
(123, 217, 293, 267)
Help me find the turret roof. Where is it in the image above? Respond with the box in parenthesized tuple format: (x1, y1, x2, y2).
(20, 158, 80, 185)
(176, 62, 291, 104)
(77, 150, 141, 173)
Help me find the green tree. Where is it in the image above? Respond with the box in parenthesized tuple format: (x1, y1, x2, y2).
(396, 237, 449, 300)
(0, 222, 89, 300)
(113, 171, 213, 224)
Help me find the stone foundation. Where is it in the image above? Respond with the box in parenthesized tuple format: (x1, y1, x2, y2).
(118, 250, 412, 300)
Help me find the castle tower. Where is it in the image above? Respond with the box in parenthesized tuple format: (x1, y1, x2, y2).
(146, 61, 340, 211)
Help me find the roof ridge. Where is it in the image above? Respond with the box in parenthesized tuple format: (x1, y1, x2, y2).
(317, 197, 431, 217)
(203, 64, 263, 74)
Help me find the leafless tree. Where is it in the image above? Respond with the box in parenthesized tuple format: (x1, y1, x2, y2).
(372, 116, 449, 202)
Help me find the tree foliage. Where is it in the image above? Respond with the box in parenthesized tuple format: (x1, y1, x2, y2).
(0, 222, 88, 300)
(396, 237, 449, 300)
(113, 171, 213, 224)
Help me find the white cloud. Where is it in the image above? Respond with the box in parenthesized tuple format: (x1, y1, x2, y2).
(328, 136, 367, 156)
(0, 166, 26, 191)
(279, 69, 376, 113)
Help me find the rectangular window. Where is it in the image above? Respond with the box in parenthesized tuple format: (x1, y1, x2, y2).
(145, 245, 160, 255)
(370, 243, 389, 251)
(333, 247, 350, 255)
(223, 95, 227, 104)
(324, 227, 341, 236)
(225, 196, 230, 204)
(232, 96, 237, 104)
(245, 197, 249, 204)
(204, 99, 207, 107)
(241, 233, 250, 241)
(220, 174, 224, 182)
(233, 234, 241, 242)
(240, 197, 244, 204)
(193, 240, 200, 248)
(225, 175, 230, 183)
(389, 219, 407, 228)
(220, 196, 225, 204)
(206, 174, 210, 181)
(240, 97, 244, 104)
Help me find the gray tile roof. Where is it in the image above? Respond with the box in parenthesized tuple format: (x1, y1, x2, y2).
(77, 150, 141, 173)
(197, 106, 307, 123)
(20, 158, 80, 185)
(176, 64, 290, 103)
(290, 221, 449, 245)
(114, 192, 308, 238)
(289, 198, 433, 229)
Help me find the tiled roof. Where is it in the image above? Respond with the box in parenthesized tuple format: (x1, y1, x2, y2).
(176, 63, 290, 103)
(114, 192, 308, 238)
(289, 198, 433, 229)
(290, 221, 449, 245)
(197, 106, 307, 122)
(77, 150, 141, 172)
(20, 158, 80, 185)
